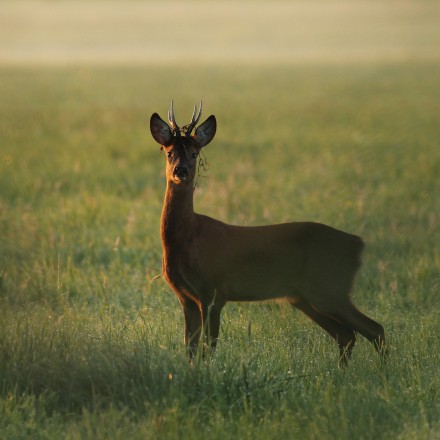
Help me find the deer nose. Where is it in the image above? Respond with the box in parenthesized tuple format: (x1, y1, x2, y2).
(173, 166, 188, 181)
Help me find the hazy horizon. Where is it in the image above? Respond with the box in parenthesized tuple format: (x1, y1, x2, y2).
(1, 1, 439, 65)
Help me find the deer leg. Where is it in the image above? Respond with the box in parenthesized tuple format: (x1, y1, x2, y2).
(181, 299, 203, 359)
(332, 303, 387, 358)
(290, 299, 357, 365)
(200, 300, 224, 356)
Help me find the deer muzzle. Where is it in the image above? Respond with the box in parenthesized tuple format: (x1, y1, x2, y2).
(173, 166, 188, 182)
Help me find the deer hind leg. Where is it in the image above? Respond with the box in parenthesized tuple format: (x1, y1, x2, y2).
(290, 298, 357, 365)
(335, 303, 387, 357)
(181, 298, 203, 359)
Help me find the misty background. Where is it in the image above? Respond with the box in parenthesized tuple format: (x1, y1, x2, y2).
(1, 1, 439, 65)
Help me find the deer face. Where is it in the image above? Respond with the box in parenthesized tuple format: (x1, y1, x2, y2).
(163, 137, 200, 184)
(150, 102, 216, 186)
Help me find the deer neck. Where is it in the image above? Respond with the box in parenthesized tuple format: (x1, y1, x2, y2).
(161, 181, 196, 247)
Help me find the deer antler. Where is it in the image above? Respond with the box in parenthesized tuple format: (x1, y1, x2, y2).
(186, 101, 202, 136)
(168, 100, 180, 133)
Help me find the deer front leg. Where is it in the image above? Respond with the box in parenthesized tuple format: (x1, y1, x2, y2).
(181, 299, 203, 359)
(200, 300, 224, 356)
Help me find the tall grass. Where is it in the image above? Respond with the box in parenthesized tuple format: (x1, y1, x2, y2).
(1, 63, 440, 439)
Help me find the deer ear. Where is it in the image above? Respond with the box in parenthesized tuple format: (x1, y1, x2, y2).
(150, 113, 173, 146)
(194, 115, 216, 148)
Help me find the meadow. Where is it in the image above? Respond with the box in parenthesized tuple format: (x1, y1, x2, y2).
(1, 60, 440, 439)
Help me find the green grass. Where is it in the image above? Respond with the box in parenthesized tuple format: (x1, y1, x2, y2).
(1, 62, 440, 439)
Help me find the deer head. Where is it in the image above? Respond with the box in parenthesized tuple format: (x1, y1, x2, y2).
(150, 101, 216, 185)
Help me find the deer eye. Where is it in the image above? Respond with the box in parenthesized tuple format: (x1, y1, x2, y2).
(191, 152, 198, 159)
(167, 151, 172, 158)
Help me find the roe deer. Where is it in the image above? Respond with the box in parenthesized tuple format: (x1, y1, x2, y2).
(150, 101, 386, 365)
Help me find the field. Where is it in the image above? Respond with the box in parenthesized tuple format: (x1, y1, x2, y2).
(1, 2, 440, 440)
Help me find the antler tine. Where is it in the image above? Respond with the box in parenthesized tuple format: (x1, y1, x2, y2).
(186, 100, 203, 136)
(168, 100, 180, 132)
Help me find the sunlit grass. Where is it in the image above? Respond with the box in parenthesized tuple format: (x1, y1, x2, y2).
(1, 62, 440, 438)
